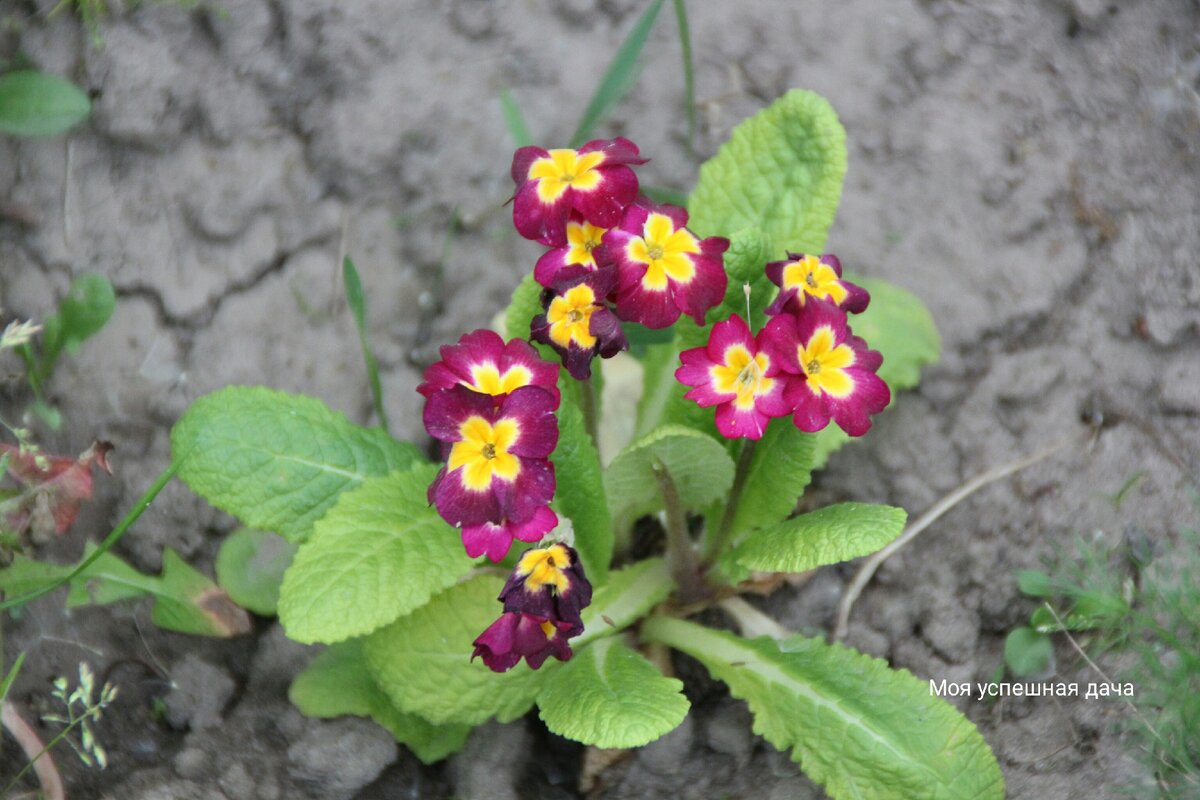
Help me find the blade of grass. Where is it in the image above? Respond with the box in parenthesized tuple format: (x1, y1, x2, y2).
(499, 88, 534, 148)
(0, 652, 25, 703)
(570, 0, 666, 147)
(342, 257, 389, 433)
(671, 0, 696, 150)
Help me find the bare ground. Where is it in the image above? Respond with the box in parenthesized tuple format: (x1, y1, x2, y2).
(1, 0, 1199, 797)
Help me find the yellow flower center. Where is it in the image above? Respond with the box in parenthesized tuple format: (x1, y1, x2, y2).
(529, 149, 606, 205)
(539, 620, 558, 639)
(626, 213, 700, 290)
(782, 255, 848, 304)
(468, 364, 533, 396)
(564, 221, 608, 268)
(447, 416, 521, 490)
(797, 327, 856, 398)
(711, 346, 774, 410)
(546, 284, 598, 349)
(518, 544, 571, 594)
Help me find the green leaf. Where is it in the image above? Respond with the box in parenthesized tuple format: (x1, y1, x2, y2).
(812, 276, 940, 468)
(733, 502, 907, 574)
(1003, 627, 1054, 678)
(38, 272, 115, 374)
(725, 425, 816, 544)
(537, 637, 689, 748)
(171, 387, 422, 543)
(643, 617, 1005, 800)
(0, 70, 90, 137)
(0, 547, 252, 637)
(363, 575, 550, 726)
(342, 257, 389, 432)
(570, 0, 666, 147)
(363, 559, 672, 726)
(604, 425, 735, 533)
(688, 90, 847, 256)
(1016, 570, 1053, 598)
(215, 528, 297, 616)
(1029, 595, 1127, 634)
(503, 274, 543, 345)
(0, 651, 25, 704)
(499, 88, 533, 147)
(552, 399, 613, 583)
(290, 640, 470, 764)
(277, 466, 475, 644)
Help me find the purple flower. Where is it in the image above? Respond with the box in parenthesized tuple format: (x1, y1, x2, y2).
(602, 202, 728, 329)
(418, 329, 560, 407)
(675, 314, 792, 440)
(531, 267, 627, 380)
(533, 213, 612, 287)
(765, 253, 869, 316)
(424, 385, 559, 561)
(760, 299, 890, 436)
(511, 138, 646, 247)
(498, 543, 592, 636)
(472, 612, 574, 672)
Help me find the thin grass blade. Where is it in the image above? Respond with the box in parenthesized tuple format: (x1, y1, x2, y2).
(342, 257, 389, 433)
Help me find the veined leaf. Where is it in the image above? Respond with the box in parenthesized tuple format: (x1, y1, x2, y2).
(290, 640, 470, 764)
(0, 70, 90, 137)
(171, 387, 421, 542)
(643, 617, 1005, 800)
(277, 466, 475, 644)
(215, 528, 296, 616)
(604, 425, 734, 534)
(553, 398, 613, 583)
(732, 502, 907, 574)
(537, 636, 688, 748)
(688, 90, 847, 257)
(363, 559, 672, 726)
(723, 424, 816, 545)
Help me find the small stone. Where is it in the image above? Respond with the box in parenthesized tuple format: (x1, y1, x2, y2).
(701, 700, 754, 767)
(165, 655, 236, 731)
(637, 713, 695, 777)
(921, 603, 980, 664)
(1160, 359, 1200, 414)
(448, 720, 528, 800)
(173, 747, 209, 780)
(287, 717, 398, 800)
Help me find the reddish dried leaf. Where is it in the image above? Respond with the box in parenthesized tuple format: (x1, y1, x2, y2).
(1, 440, 114, 539)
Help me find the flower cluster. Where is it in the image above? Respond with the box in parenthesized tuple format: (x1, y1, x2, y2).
(512, 139, 730, 379)
(420, 330, 562, 562)
(676, 253, 890, 439)
(473, 543, 592, 672)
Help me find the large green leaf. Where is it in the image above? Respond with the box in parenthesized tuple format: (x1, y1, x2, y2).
(537, 637, 688, 748)
(732, 502, 907, 573)
(362, 574, 553, 726)
(812, 276, 940, 467)
(0, 70, 90, 137)
(503, 274, 544, 344)
(724, 424, 816, 545)
(604, 425, 735, 533)
(363, 559, 672, 726)
(290, 640, 470, 763)
(171, 387, 421, 542)
(277, 466, 475, 644)
(688, 90, 847, 256)
(0, 547, 251, 637)
(552, 399, 613, 583)
(643, 618, 1005, 800)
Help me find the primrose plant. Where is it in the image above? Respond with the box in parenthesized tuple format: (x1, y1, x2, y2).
(62, 90, 999, 798)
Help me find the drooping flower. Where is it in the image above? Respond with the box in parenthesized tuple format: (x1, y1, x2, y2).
(761, 298, 890, 436)
(604, 202, 729, 329)
(417, 329, 560, 407)
(511, 138, 646, 247)
(765, 253, 869, 316)
(675, 314, 792, 440)
(533, 213, 611, 287)
(471, 612, 574, 672)
(424, 385, 559, 561)
(530, 266, 627, 380)
(499, 543, 592, 636)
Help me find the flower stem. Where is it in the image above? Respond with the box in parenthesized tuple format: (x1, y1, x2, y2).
(654, 460, 707, 603)
(579, 375, 599, 444)
(705, 439, 757, 561)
